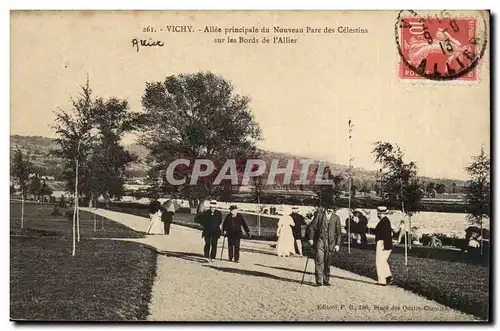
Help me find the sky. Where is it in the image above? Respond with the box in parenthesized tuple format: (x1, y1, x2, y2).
(10, 11, 490, 180)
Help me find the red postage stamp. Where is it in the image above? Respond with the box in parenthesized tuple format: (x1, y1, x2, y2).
(398, 16, 480, 81)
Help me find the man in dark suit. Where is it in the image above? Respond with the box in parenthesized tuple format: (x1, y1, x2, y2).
(374, 206, 393, 285)
(195, 200, 223, 262)
(354, 209, 368, 245)
(290, 206, 306, 256)
(307, 207, 342, 287)
(222, 205, 251, 263)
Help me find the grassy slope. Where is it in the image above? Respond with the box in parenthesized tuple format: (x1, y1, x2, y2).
(315, 246, 490, 320)
(10, 202, 157, 321)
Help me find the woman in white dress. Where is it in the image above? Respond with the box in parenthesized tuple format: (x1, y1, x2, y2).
(276, 206, 296, 257)
(146, 199, 164, 235)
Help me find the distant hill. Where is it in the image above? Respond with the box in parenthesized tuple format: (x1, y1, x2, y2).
(9, 135, 467, 190)
(10, 135, 147, 178)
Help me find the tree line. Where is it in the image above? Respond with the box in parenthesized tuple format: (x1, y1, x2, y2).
(10, 71, 490, 232)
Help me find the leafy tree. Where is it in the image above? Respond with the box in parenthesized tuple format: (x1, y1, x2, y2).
(10, 185, 15, 195)
(11, 148, 32, 199)
(464, 146, 490, 253)
(29, 176, 42, 202)
(312, 165, 342, 209)
(59, 194, 67, 208)
(52, 78, 137, 205)
(40, 181, 54, 203)
(137, 71, 261, 206)
(52, 78, 138, 255)
(350, 184, 358, 198)
(425, 181, 437, 197)
(435, 183, 446, 195)
(84, 97, 137, 205)
(372, 142, 423, 215)
(52, 78, 96, 201)
(11, 148, 33, 228)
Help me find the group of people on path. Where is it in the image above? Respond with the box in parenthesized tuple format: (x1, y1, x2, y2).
(195, 200, 251, 263)
(146, 199, 177, 235)
(306, 205, 394, 286)
(146, 197, 395, 287)
(276, 206, 307, 257)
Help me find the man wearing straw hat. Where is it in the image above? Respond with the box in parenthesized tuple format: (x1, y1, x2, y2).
(196, 200, 223, 263)
(374, 206, 394, 285)
(307, 207, 342, 287)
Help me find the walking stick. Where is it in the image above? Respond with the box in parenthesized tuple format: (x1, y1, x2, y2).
(220, 235, 226, 261)
(301, 246, 312, 285)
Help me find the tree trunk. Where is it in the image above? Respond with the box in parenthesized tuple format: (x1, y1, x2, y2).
(257, 194, 261, 236)
(21, 194, 24, 229)
(409, 215, 412, 250)
(76, 195, 80, 242)
(72, 196, 77, 257)
(480, 220, 483, 256)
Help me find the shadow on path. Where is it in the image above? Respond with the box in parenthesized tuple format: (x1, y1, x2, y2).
(202, 265, 316, 286)
(239, 247, 277, 257)
(159, 251, 208, 264)
(255, 263, 377, 286)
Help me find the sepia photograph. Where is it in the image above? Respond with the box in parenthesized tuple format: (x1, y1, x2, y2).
(9, 10, 491, 322)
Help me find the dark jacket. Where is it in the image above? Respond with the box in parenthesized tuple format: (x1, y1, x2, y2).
(357, 214, 368, 233)
(196, 209, 223, 238)
(161, 210, 174, 223)
(375, 216, 393, 250)
(290, 212, 305, 239)
(307, 208, 342, 249)
(149, 200, 161, 214)
(223, 213, 250, 238)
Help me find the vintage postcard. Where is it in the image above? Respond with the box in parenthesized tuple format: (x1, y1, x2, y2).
(10, 10, 490, 322)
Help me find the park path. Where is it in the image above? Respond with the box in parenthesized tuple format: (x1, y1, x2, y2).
(80, 208, 477, 322)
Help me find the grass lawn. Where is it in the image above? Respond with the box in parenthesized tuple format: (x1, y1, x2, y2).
(319, 245, 490, 320)
(11, 202, 144, 239)
(11, 237, 157, 321)
(10, 202, 157, 321)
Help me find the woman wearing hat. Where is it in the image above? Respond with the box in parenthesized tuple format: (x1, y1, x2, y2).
(276, 206, 296, 257)
(146, 198, 164, 235)
(374, 206, 394, 285)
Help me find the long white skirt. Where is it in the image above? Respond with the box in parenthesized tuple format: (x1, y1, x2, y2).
(277, 226, 295, 257)
(375, 240, 392, 284)
(146, 212, 164, 235)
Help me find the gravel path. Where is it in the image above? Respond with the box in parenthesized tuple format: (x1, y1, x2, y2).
(81, 208, 478, 322)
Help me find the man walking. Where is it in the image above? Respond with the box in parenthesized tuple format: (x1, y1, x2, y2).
(196, 200, 223, 263)
(307, 207, 342, 286)
(374, 206, 394, 285)
(222, 205, 251, 263)
(290, 206, 306, 256)
(161, 200, 176, 235)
